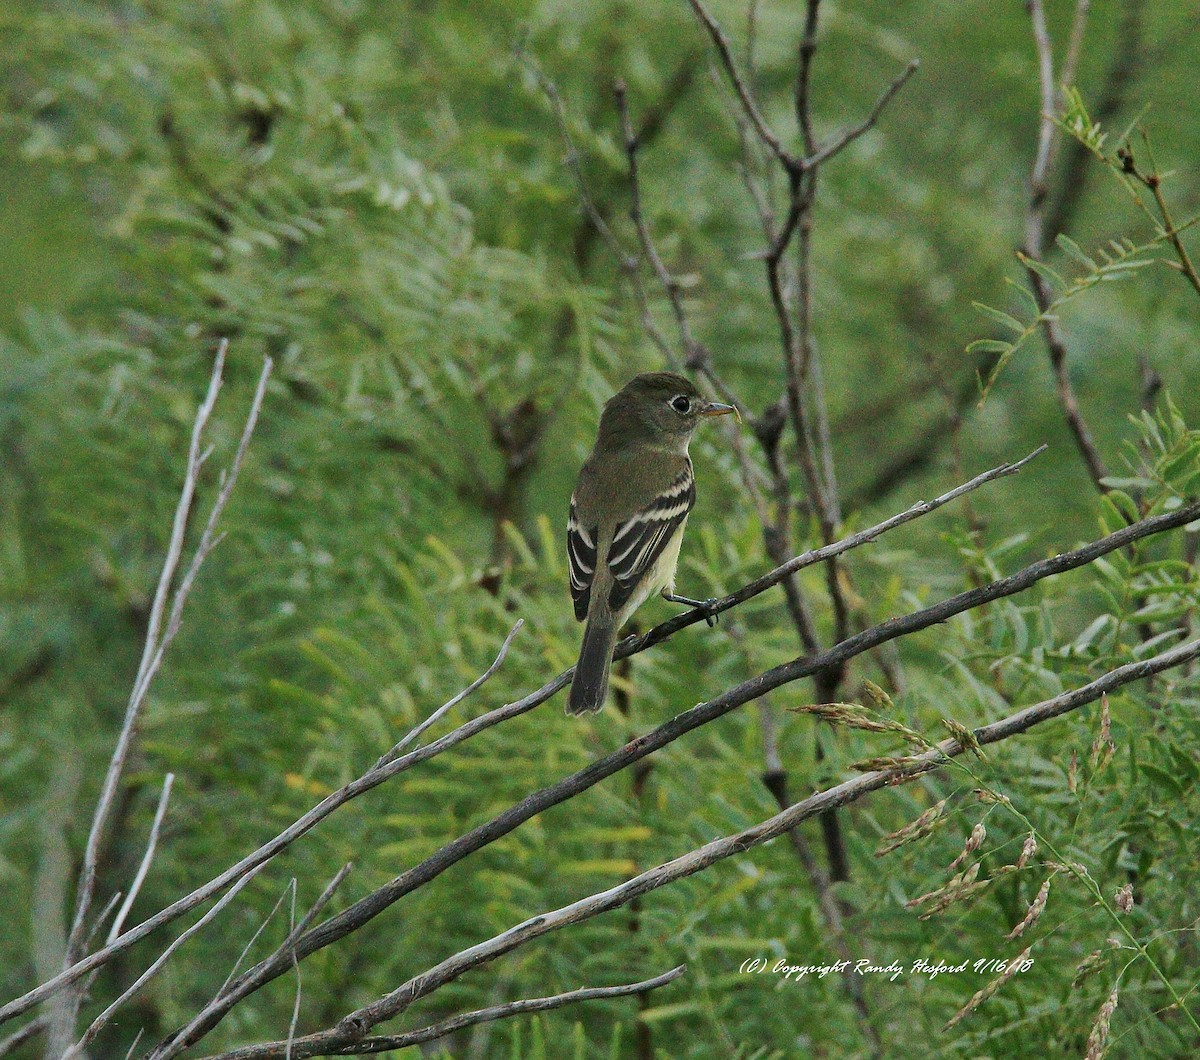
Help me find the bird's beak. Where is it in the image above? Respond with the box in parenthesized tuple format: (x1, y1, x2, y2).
(699, 400, 739, 422)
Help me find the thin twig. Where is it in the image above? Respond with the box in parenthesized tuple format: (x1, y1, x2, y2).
(1028, 0, 1057, 202)
(67, 863, 268, 1056)
(376, 621, 523, 767)
(516, 48, 635, 272)
(0, 1016, 47, 1058)
(685, 0, 792, 167)
(1044, 0, 1145, 241)
(152, 355, 273, 666)
(285, 886, 301, 1060)
(798, 59, 920, 171)
(0, 450, 1039, 1029)
(1024, 0, 1108, 490)
(614, 80, 703, 367)
(62, 344, 228, 976)
(151, 474, 1200, 1058)
(194, 861, 355, 1056)
(280, 864, 353, 955)
(199, 967, 687, 1060)
(85, 891, 125, 953)
(108, 774, 175, 945)
(1059, 0, 1092, 109)
(1148, 175, 1200, 299)
(210, 639, 1200, 1059)
(217, 881, 296, 999)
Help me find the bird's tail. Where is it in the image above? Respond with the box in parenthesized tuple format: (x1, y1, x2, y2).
(568, 605, 616, 715)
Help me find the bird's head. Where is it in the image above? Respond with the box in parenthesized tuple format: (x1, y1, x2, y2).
(596, 372, 736, 451)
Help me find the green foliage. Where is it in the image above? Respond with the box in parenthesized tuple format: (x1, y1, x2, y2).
(3, 1, 1200, 1057)
(970, 233, 1157, 403)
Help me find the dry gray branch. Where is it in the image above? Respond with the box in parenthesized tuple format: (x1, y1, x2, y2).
(184, 863, 353, 1060)
(685, 0, 790, 166)
(201, 966, 686, 1060)
(149, 476, 1200, 1058)
(108, 774, 175, 946)
(204, 639, 1200, 1059)
(376, 621, 524, 768)
(60, 344, 227, 983)
(66, 863, 268, 1057)
(0, 450, 1039, 1031)
(799, 59, 919, 171)
(47, 343, 272, 1056)
(0, 1016, 47, 1058)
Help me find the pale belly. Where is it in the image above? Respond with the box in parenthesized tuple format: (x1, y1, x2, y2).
(614, 515, 688, 630)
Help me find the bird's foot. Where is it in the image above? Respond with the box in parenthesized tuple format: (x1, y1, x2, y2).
(662, 591, 721, 627)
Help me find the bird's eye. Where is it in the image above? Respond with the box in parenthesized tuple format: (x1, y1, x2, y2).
(670, 395, 691, 414)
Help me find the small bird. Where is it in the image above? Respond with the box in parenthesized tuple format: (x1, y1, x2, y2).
(566, 372, 735, 714)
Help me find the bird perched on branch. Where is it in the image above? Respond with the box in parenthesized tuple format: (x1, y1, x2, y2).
(566, 372, 736, 714)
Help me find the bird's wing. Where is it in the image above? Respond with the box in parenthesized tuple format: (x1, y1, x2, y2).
(567, 497, 598, 621)
(606, 460, 695, 615)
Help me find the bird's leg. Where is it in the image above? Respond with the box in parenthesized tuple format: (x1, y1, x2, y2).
(661, 588, 721, 627)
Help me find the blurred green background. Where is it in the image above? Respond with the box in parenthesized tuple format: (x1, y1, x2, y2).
(3, 0, 1200, 1056)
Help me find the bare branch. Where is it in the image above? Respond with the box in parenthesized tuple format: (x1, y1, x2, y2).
(200, 966, 686, 1060)
(209, 639, 1200, 1059)
(280, 864, 353, 956)
(1028, 0, 1057, 200)
(48, 344, 271, 1055)
(794, 0, 821, 153)
(614, 80, 704, 369)
(621, 444, 1045, 656)
(1059, 0, 1092, 110)
(1024, 0, 1107, 490)
(62, 344, 228, 980)
(1, 626, 526, 1026)
(685, 0, 792, 167)
(516, 48, 635, 272)
(0, 1016, 47, 1058)
(188, 860, 355, 1060)
(1151, 190, 1200, 299)
(108, 773, 175, 945)
(67, 863, 268, 1057)
(1044, 0, 1145, 241)
(217, 881, 296, 1000)
(0, 450, 1040, 1030)
(152, 355, 274, 662)
(799, 59, 920, 171)
(376, 621, 523, 768)
(151, 478, 1200, 1057)
(18, 347, 271, 1054)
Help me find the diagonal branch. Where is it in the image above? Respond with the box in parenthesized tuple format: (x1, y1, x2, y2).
(0, 449, 1040, 1029)
(798, 59, 919, 171)
(203, 638, 1200, 1059)
(376, 620, 524, 768)
(200, 966, 686, 1060)
(107, 773, 175, 946)
(685, 0, 792, 168)
(149, 483, 1200, 1057)
(0, 1017, 47, 1059)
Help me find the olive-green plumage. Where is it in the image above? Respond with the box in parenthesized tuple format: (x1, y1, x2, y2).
(566, 373, 734, 714)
